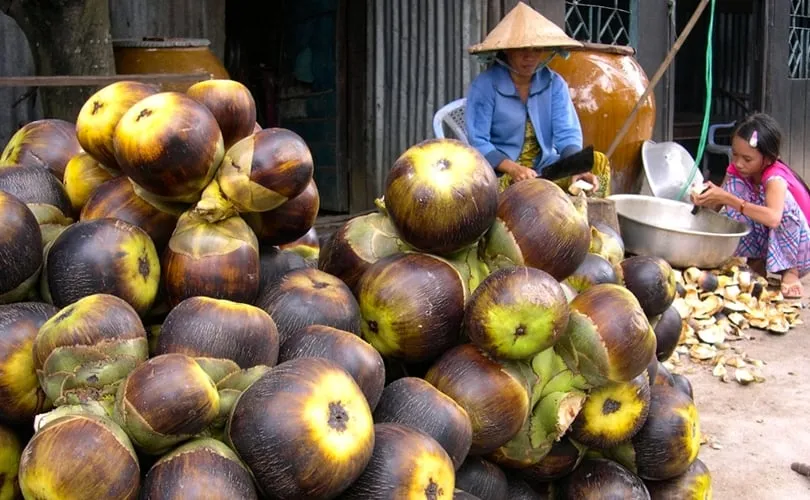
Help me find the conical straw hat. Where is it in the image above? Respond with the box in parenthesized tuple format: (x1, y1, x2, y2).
(468, 1, 583, 54)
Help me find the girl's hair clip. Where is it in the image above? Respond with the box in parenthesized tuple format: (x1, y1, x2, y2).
(749, 130, 759, 148)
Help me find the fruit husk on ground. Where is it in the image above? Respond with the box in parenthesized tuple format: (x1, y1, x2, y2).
(666, 258, 801, 385)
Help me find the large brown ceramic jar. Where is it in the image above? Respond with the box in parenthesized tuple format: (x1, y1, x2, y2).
(546, 42, 656, 195)
(112, 37, 229, 92)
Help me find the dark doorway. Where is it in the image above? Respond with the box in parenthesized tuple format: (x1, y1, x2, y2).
(223, 0, 357, 213)
(673, 0, 766, 184)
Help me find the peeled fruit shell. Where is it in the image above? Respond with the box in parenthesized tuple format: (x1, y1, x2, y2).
(317, 210, 412, 294)
(256, 267, 361, 345)
(554, 458, 650, 499)
(340, 422, 456, 499)
(569, 372, 651, 449)
(113, 91, 224, 202)
(357, 252, 466, 363)
(75, 80, 160, 169)
(186, 79, 258, 149)
(80, 176, 186, 252)
(244, 177, 319, 245)
(0, 191, 42, 304)
(162, 210, 260, 307)
(227, 357, 375, 499)
(156, 296, 280, 369)
(644, 457, 712, 499)
(464, 266, 570, 360)
(556, 284, 657, 386)
(34, 293, 149, 407)
(0, 302, 58, 423)
(280, 325, 385, 410)
(373, 376, 473, 469)
(0, 118, 82, 181)
(0, 423, 22, 500)
(620, 256, 677, 317)
(18, 413, 140, 499)
(424, 344, 530, 456)
(454, 457, 508, 500)
(216, 127, 314, 212)
(140, 437, 258, 500)
(383, 137, 499, 256)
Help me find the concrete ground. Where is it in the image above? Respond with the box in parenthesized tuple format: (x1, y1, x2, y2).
(679, 274, 810, 499)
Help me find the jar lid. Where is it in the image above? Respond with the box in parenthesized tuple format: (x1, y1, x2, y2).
(112, 37, 212, 48)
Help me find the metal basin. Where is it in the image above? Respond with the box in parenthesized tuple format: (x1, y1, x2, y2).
(608, 194, 751, 269)
(640, 140, 704, 202)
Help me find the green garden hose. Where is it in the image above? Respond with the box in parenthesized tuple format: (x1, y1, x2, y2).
(678, 0, 717, 201)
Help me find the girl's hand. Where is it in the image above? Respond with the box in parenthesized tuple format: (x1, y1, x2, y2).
(691, 181, 731, 207)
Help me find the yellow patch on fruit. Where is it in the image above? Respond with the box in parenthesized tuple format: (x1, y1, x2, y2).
(0, 431, 21, 500)
(0, 132, 23, 165)
(690, 470, 713, 498)
(404, 141, 480, 192)
(405, 450, 455, 499)
(359, 309, 402, 358)
(0, 339, 39, 407)
(117, 231, 161, 311)
(302, 371, 373, 461)
(676, 402, 702, 465)
(63, 153, 118, 211)
(579, 382, 647, 442)
(483, 304, 559, 357)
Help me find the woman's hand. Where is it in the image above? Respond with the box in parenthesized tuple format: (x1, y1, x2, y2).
(500, 160, 537, 182)
(690, 181, 732, 208)
(571, 172, 600, 192)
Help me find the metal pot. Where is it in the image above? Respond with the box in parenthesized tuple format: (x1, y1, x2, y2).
(609, 194, 750, 269)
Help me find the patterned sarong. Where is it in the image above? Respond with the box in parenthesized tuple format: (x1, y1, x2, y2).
(722, 173, 810, 276)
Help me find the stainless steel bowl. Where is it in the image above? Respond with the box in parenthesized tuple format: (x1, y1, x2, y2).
(640, 140, 704, 202)
(608, 194, 751, 269)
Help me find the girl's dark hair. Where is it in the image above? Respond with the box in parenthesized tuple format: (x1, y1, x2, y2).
(733, 112, 782, 162)
(735, 112, 810, 196)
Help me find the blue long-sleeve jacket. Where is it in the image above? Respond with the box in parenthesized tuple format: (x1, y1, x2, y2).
(464, 63, 583, 174)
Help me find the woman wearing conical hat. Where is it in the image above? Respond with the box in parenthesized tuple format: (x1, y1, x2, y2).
(465, 2, 611, 197)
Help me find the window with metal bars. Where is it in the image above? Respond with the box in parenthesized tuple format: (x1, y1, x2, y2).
(564, 0, 637, 47)
(790, 0, 810, 79)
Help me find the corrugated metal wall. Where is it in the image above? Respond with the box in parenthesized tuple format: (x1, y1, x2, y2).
(364, 0, 486, 196)
(0, 13, 43, 146)
(0, 1, 226, 147)
(109, 0, 226, 61)
(361, 0, 577, 204)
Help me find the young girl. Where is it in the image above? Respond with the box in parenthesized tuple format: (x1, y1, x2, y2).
(691, 113, 810, 298)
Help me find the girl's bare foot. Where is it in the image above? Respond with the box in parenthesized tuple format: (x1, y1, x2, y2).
(780, 268, 804, 299)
